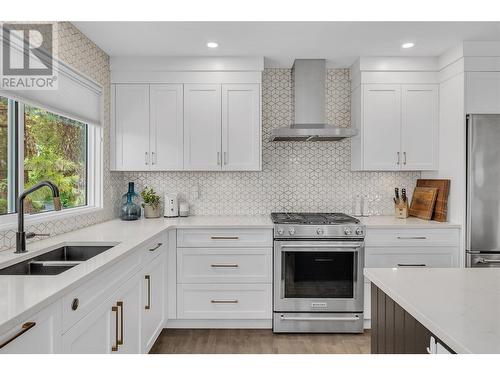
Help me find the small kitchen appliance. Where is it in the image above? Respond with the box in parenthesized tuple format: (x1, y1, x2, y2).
(164, 193, 179, 217)
(271, 212, 365, 333)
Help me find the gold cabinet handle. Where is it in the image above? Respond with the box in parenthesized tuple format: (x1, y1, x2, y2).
(111, 306, 119, 352)
(0, 322, 36, 350)
(210, 299, 238, 304)
(149, 243, 162, 252)
(117, 301, 124, 346)
(210, 236, 239, 240)
(397, 236, 427, 240)
(145, 275, 151, 310)
(210, 264, 239, 268)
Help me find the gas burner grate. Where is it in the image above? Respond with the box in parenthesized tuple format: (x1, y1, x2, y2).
(271, 212, 359, 225)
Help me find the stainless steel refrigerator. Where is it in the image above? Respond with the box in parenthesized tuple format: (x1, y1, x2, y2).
(467, 114, 500, 267)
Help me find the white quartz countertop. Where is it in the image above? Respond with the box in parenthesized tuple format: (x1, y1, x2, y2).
(0, 215, 272, 332)
(0, 213, 459, 334)
(360, 216, 460, 229)
(364, 267, 500, 354)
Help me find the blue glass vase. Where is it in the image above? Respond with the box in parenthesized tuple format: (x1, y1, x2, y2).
(120, 182, 141, 221)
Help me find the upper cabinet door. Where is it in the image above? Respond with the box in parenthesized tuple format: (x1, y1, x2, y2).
(221, 84, 261, 171)
(363, 85, 401, 170)
(183, 84, 222, 170)
(401, 85, 438, 170)
(114, 84, 150, 171)
(150, 84, 184, 170)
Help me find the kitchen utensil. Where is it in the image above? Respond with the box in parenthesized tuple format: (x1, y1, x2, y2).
(409, 187, 439, 220)
(401, 188, 407, 203)
(395, 188, 400, 203)
(164, 193, 179, 217)
(416, 179, 450, 222)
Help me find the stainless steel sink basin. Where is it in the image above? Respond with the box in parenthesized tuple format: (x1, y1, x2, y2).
(0, 244, 115, 275)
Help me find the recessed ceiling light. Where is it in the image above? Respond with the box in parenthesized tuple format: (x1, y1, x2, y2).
(402, 42, 415, 49)
(207, 42, 218, 48)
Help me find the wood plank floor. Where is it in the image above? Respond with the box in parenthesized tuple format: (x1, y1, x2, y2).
(150, 329, 371, 354)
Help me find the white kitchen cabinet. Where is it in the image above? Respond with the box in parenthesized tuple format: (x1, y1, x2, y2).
(183, 84, 222, 170)
(113, 82, 262, 172)
(113, 84, 150, 171)
(62, 294, 115, 353)
(0, 302, 62, 354)
(63, 273, 142, 354)
(177, 247, 272, 284)
(362, 85, 401, 170)
(351, 83, 439, 171)
(177, 284, 272, 320)
(466, 72, 500, 114)
(149, 84, 184, 170)
(141, 256, 166, 353)
(363, 226, 460, 329)
(401, 85, 438, 170)
(112, 83, 184, 171)
(221, 84, 261, 171)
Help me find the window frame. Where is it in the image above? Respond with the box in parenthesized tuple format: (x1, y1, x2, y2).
(0, 98, 103, 231)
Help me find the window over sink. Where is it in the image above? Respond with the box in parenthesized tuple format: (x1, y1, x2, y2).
(0, 95, 102, 225)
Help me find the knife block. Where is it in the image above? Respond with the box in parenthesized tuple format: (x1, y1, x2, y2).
(395, 201, 409, 219)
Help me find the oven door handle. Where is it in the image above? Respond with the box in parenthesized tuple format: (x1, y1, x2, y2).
(279, 243, 362, 249)
(279, 315, 360, 322)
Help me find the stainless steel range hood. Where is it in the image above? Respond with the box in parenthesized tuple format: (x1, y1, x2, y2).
(270, 59, 357, 141)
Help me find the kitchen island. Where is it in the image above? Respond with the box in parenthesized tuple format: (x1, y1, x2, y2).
(364, 267, 500, 354)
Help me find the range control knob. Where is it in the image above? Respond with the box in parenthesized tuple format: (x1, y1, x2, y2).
(316, 228, 324, 235)
(288, 227, 296, 236)
(344, 227, 352, 236)
(355, 227, 364, 236)
(277, 227, 284, 235)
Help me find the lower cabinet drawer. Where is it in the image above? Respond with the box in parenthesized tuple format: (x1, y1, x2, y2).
(177, 248, 272, 283)
(177, 284, 272, 319)
(366, 246, 458, 268)
(365, 228, 459, 247)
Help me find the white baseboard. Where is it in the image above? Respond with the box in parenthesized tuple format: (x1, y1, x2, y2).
(364, 319, 371, 330)
(165, 319, 272, 329)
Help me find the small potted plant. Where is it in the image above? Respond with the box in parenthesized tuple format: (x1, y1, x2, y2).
(140, 187, 161, 218)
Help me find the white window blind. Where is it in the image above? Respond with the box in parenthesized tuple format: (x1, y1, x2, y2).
(0, 30, 102, 125)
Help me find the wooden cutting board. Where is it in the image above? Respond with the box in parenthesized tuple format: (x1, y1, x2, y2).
(409, 187, 439, 220)
(416, 179, 451, 222)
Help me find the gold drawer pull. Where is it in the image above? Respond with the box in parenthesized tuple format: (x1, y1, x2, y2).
(210, 236, 239, 240)
(0, 322, 36, 350)
(149, 243, 163, 252)
(210, 264, 239, 268)
(117, 301, 124, 345)
(396, 236, 427, 240)
(397, 263, 427, 267)
(145, 275, 151, 310)
(111, 306, 119, 352)
(210, 299, 239, 304)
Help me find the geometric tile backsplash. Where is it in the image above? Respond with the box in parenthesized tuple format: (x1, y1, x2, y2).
(0, 23, 419, 252)
(121, 68, 420, 216)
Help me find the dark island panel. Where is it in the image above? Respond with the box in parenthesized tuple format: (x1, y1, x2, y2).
(371, 283, 454, 354)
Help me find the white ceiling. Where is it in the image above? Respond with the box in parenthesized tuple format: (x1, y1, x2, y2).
(73, 21, 500, 67)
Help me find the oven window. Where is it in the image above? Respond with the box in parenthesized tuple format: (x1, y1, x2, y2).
(283, 251, 355, 298)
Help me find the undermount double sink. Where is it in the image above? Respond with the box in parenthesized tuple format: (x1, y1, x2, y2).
(0, 244, 116, 276)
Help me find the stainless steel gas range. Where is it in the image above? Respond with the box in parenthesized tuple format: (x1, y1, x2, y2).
(271, 212, 365, 333)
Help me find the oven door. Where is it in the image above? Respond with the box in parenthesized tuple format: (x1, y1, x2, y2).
(274, 240, 364, 313)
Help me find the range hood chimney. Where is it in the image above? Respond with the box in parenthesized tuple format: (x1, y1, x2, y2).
(271, 59, 357, 141)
